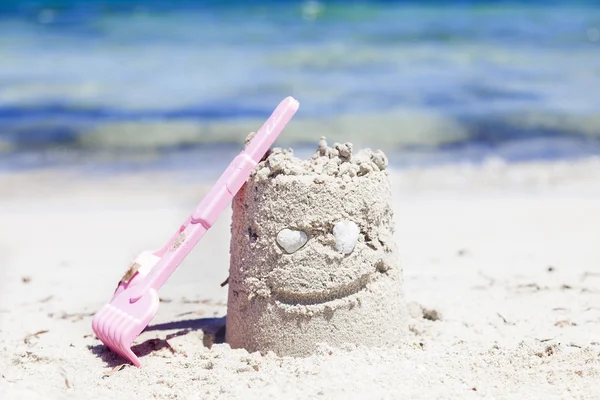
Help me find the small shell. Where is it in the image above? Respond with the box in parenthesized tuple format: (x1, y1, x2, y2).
(120, 263, 140, 284)
(333, 220, 359, 255)
(276, 229, 308, 254)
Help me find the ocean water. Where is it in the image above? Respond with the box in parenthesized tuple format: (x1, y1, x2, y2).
(1, 0, 600, 173)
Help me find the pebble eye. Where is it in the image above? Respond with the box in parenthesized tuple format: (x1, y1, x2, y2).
(333, 220, 359, 255)
(276, 228, 308, 254)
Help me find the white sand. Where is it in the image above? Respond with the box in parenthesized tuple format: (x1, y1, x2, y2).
(1, 156, 600, 399)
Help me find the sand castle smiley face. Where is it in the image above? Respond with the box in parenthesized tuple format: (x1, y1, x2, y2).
(227, 140, 406, 355)
(269, 218, 391, 307)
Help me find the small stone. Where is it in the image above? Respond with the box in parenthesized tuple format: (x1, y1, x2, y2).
(255, 167, 271, 181)
(333, 220, 360, 255)
(336, 142, 353, 160)
(358, 163, 373, 176)
(318, 136, 328, 156)
(371, 150, 388, 171)
(422, 308, 442, 321)
(276, 229, 308, 254)
(268, 152, 288, 174)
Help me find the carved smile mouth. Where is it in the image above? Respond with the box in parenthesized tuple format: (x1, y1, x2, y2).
(271, 272, 376, 306)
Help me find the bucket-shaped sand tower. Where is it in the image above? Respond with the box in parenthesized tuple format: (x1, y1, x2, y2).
(226, 138, 407, 356)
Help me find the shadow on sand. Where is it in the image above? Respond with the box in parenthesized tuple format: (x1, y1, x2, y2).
(88, 316, 227, 368)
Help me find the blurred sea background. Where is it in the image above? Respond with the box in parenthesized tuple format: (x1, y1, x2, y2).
(1, 0, 599, 176)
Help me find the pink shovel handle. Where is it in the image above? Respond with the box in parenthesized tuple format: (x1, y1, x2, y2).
(128, 97, 299, 301)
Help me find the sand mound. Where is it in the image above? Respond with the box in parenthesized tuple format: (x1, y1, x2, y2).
(226, 138, 408, 356)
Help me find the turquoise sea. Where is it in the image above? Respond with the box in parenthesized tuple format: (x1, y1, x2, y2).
(1, 0, 599, 174)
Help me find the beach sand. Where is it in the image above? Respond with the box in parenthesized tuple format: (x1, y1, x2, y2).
(1, 156, 600, 399)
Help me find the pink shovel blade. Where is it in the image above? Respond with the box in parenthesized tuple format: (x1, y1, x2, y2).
(91, 97, 300, 367)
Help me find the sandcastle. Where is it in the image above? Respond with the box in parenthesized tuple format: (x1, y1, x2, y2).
(225, 137, 408, 356)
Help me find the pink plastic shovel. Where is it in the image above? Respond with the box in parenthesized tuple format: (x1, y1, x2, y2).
(91, 96, 299, 367)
